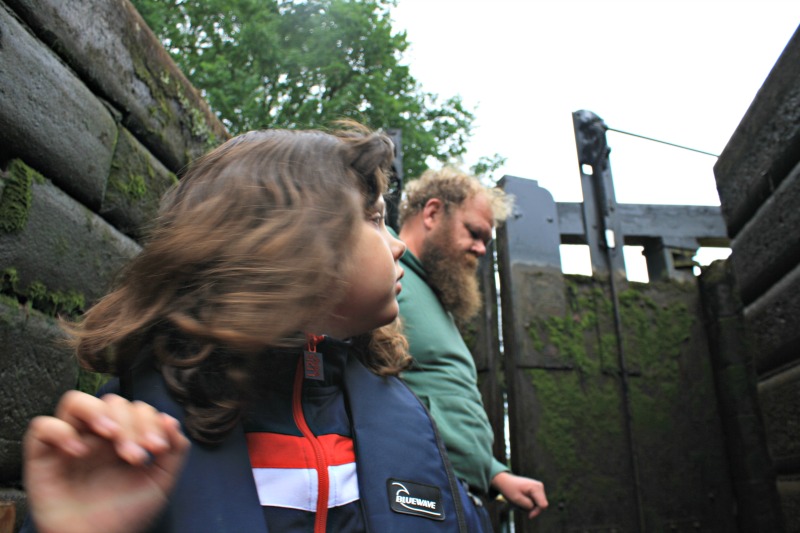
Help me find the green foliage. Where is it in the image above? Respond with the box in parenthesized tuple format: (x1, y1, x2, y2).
(131, 0, 476, 179)
(111, 172, 148, 201)
(458, 319, 478, 351)
(0, 267, 85, 318)
(1, 267, 20, 295)
(470, 153, 508, 185)
(26, 281, 86, 318)
(0, 159, 36, 233)
(77, 367, 111, 395)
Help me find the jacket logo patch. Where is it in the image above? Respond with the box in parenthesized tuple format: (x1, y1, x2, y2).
(388, 479, 444, 520)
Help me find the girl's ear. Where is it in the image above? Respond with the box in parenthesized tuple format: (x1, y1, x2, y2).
(422, 198, 445, 230)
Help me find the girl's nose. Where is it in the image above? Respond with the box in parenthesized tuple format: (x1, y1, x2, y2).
(390, 233, 407, 260)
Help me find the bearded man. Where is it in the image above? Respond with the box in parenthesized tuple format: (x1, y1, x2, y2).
(396, 168, 548, 529)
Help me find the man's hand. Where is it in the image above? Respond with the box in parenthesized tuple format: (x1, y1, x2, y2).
(491, 471, 548, 519)
(23, 390, 190, 533)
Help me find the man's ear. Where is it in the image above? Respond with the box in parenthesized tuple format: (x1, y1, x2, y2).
(422, 198, 445, 230)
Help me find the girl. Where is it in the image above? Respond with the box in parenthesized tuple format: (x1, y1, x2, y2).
(22, 123, 483, 533)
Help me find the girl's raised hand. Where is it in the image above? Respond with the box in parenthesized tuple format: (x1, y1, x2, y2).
(23, 390, 190, 533)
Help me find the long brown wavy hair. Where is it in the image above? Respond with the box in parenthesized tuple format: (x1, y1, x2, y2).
(65, 122, 410, 444)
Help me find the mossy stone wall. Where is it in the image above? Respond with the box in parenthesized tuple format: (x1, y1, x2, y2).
(714, 24, 800, 532)
(0, 2, 228, 530)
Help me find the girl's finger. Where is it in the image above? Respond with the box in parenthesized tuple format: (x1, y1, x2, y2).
(145, 413, 191, 489)
(101, 395, 161, 465)
(159, 413, 190, 453)
(24, 415, 90, 459)
(127, 400, 173, 456)
(54, 390, 121, 439)
(53, 391, 172, 465)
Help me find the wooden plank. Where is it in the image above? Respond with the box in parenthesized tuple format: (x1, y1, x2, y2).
(496, 176, 567, 532)
(470, 250, 507, 533)
(0, 501, 13, 533)
(499, 176, 562, 269)
(499, 171, 567, 367)
(558, 202, 729, 247)
(714, 25, 800, 238)
(730, 159, 800, 305)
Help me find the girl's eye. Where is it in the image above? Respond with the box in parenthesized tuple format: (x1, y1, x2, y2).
(368, 213, 384, 227)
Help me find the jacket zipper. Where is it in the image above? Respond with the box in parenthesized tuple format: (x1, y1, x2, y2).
(293, 341, 329, 533)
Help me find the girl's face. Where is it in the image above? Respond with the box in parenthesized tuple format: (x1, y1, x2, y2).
(324, 196, 406, 339)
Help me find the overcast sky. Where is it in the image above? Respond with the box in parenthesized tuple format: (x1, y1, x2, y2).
(390, 1, 800, 279)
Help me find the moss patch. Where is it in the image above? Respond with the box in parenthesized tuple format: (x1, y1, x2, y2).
(76, 367, 111, 395)
(1, 267, 85, 318)
(26, 281, 86, 318)
(0, 159, 42, 232)
(526, 367, 626, 504)
(110, 171, 148, 201)
(521, 277, 702, 510)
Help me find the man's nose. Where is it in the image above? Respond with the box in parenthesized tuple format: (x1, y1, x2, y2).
(471, 240, 487, 257)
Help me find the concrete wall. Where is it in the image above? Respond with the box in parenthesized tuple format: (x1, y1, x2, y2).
(0, 1, 228, 530)
(713, 24, 800, 532)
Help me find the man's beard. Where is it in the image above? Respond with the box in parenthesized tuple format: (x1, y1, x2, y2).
(419, 220, 483, 325)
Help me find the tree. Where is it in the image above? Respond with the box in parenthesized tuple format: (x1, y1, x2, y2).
(131, 0, 475, 180)
(471, 153, 508, 185)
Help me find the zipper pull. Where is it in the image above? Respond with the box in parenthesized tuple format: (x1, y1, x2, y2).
(304, 333, 325, 381)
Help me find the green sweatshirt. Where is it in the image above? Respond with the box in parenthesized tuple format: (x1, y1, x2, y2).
(397, 248, 509, 493)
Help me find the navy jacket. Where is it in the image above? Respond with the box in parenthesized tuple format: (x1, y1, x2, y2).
(25, 344, 484, 533)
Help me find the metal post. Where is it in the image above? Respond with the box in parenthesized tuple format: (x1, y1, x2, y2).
(573, 110, 645, 532)
(572, 110, 626, 280)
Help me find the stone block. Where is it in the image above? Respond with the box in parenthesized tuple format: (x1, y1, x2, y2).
(0, 301, 76, 483)
(0, 160, 141, 308)
(714, 26, 800, 238)
(731, 160, 800, 305)
(744, 261, 800, 376)
(4, 0, 229, 172)
(0, 3, 116, 211)
(102, 127, 177, 240)
(758, 364, 800, 473)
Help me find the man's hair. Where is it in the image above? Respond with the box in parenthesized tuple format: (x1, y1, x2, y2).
(64, 121, 410, 444)
(398, 167, 512, 227)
